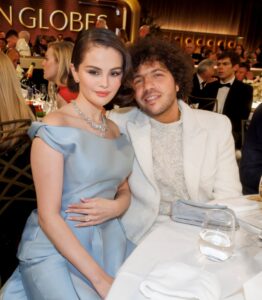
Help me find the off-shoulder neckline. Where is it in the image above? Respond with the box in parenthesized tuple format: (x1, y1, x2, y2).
(31, 121, 124, 141)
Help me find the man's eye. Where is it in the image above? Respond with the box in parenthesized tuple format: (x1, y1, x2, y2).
(133, 77, 143, 85)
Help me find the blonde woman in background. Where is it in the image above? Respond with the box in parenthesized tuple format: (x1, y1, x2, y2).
(42, 41, 78, 108)
(0, 51, 35, 150)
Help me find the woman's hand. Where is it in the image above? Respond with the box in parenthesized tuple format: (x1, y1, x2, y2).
(93, 273, 114, 299)
(66, 179, 131, 226)
(66, 197, 119, 226)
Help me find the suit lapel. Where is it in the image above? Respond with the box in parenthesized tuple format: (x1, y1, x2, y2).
(126, 114, 158, 189)
(126, 103, 209, 200)
(180, 102, 208, 199)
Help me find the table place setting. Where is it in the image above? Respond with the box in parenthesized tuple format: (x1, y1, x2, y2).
(208, 196, 262, 234)
(139, 261, 221, 300)
(107, 195, 262, 300)
(22, 84, 58, 120)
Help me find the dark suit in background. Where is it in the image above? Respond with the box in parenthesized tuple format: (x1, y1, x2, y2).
(191, 73, 204, 97)
(240, 103, 262, 194)
(202, 79, 253, 149)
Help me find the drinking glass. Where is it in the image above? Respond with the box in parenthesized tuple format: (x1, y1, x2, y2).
(199, 209, 236, 262)
(259, 176, 262, 199)
(40, 84, 47, 99)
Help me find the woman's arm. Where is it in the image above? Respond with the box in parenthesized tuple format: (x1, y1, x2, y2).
(66, 179, 131, 226)
(31, 138, 113, 298)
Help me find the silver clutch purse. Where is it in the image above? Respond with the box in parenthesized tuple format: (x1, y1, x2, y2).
(171, 199, 239, 229)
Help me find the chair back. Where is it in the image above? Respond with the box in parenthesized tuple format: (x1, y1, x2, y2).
(0, 119, 36, 215)
(188, 95, 218, 113)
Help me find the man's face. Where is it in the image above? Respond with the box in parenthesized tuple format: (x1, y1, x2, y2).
(132, 61, 180, 123)
(217, 58, 238, 81)
(6, 35, 17, 49)
(185, 44, 194, 55)
(235, 67, 248, 81)
(7, 49, 20, 68)
(201, 66, 215, 81)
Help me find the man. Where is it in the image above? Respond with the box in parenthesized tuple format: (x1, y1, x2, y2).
(138, 25, 150, 38)
(68, 38, 242, 245)
(202, 51, 253, 149)
(5, 29, 18, 49)
(184, 42, 202, 65)
(0, 38, 7, 52)
(6, 47, 20, 68)
(240, 103, 262, 194)
(191, 58, 217, 98)
(6, 29, 31, 57)
(235, 62, 253, 81)
(17, 31, 31, 56)
(6, 48, 25, 80)
(0, 31, 5, 39)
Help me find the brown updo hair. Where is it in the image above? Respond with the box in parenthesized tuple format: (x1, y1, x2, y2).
(68, 28, 134, 107)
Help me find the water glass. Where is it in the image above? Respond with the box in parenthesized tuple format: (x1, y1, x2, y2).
(199, 209, 236, 262)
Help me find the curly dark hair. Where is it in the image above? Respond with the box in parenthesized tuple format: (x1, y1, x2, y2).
(129, 38, 194, 100)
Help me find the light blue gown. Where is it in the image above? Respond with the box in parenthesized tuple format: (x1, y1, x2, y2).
(1, 122, 134, 300)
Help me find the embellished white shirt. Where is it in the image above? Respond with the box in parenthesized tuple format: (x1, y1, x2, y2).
(150, 116, 190, 216)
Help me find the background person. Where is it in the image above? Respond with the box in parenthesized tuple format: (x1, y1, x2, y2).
(0, 51, 35, 285)
(42, 41, 78, 107)
(191, 58, 217, 98)
(17, 31, 31, 57)
(5, 29, 18, 50)
(235, 62, 253, 81)
(0, 51, 34, 150)
(202, 51, 253, 149)
(240, 103, 262, 195)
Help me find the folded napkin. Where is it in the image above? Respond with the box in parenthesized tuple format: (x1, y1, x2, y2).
(140, 262, 221, 300)
(171, 199, 239, 229)
(243, 271, 262, 300)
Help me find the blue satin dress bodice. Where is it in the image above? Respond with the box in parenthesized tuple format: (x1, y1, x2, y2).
(2, 122, 134, 300)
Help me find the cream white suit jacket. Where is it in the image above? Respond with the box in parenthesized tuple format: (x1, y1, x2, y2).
(108, 100, 242, 244)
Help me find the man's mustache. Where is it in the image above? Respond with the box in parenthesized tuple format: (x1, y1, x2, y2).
(141, 88, 159, 100)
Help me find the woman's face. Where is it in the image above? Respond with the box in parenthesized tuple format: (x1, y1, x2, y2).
(72, 45, 123, 107)
(42, 47, 59, 83)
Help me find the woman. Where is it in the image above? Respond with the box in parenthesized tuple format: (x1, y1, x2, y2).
(42, 41, 78, 108)
(0, 51, 35, 150)
(1, 28, 134, 299)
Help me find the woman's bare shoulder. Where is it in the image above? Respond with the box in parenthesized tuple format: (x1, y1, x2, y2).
(106, 118, 121, 138)
(42, 105, 73, 126)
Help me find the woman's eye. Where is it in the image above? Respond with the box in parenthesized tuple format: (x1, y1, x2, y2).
(111, 71, 122, 77)
(88, 69, 99, 75)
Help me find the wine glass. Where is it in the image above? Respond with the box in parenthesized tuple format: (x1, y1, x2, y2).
(199, 209, 236, 262)
(40, 84, 47, 100)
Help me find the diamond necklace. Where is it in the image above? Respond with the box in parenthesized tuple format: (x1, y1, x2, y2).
(72, 100, 108, 137)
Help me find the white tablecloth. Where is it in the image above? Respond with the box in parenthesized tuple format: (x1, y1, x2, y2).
(107, 220, 262, 300)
